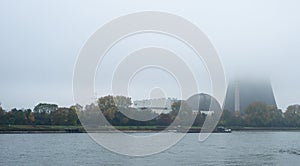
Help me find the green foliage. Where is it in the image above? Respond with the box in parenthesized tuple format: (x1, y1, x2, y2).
(67, 107, 78, 125)
(50, 108, 68, 125)
(34, 103, 58, 113)
(244, 102, 284, 127)
(170, 100, 202, 126)
(0, 106, 5, 124)
(50, 107, 79, 125)
(0, 106, 4, 116)
(80, 103, 103, 127)
(0, 96, 299, 128)
(284, 105, 300, 127)
(157, 113, 172, 126)
(33, 103, 58, 125)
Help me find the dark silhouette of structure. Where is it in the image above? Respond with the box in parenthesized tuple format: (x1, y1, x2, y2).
(186, 93, 216, 111)
(223, 78, 277, 113)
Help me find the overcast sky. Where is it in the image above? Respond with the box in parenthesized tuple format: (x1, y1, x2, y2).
(0, 0, 299, 110)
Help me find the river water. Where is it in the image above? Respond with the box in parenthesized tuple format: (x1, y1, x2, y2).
(0, 132, 300, 165)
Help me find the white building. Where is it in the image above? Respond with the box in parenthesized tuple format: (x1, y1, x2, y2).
(132, 98, 177, 114)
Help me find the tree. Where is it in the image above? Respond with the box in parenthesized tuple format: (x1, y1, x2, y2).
(97, 95, 132, 124)
(113, 96, 132, 108)
(113, 110, 129, 126)
(170, 100, 195, 126)
(67, 107, 79, 125)
(244, 102, 284, 127)
(28, 112, 35, 124)
(50, 107, 68, 125)
(98, 96, 117, 112)
(98, 96, 117, 123)
(23, 109, 34, 125)
(219, 110, 245, 127)
(157, 113, 172, 126)
(284, 104, 300, 127)
(7, 108, 26, 125)
(70, 104, 83, 112)
(170, 101, 181, 116)
(0, 105, 4, 116)
(81, 103, 105, 127)
(33, 103, 58, 125)
(0, 105, 5, 124)
(33, 103, 58, 113)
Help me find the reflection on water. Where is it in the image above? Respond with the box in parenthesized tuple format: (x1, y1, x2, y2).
(0, 132, 300, 165)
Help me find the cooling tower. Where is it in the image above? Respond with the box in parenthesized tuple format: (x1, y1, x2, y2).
(223, 78, 277, 113)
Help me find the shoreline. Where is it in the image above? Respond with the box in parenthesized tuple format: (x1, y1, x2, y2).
(1, 125, 300, 134)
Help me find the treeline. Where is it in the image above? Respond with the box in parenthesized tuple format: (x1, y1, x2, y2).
(0, 95, 300, 127)
(220, 102, 300, 127)
(0, 103, 79, 125)
(78, 95, 206, 127)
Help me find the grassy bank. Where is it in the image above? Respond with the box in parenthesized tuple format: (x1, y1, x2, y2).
(1, 125, 300, 134)
(0, 125, 192, 133)
(230, 126, 300, 131)
(0, 125, 84, 133)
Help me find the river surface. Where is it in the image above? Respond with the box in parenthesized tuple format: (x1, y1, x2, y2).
(1, 131, 300, 165)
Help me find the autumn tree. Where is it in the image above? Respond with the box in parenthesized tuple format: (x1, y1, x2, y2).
(50, 107, 68, 125)
(284, 104, 300, 127)
(244, 102, 284, 127)
(23, 109, 35, 124)
(67, 107, 78, 125)
(97, 95, 132, 124)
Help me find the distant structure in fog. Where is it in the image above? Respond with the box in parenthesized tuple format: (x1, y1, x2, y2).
(133, 98, 177, 114)
(223, 78, 277, 113)
(186, 93, 218, 115)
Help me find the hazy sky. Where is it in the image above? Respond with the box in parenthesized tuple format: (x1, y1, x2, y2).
(0, 0, 299, 110)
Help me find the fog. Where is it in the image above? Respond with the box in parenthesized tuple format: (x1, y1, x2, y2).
(0, 0, 299, 110)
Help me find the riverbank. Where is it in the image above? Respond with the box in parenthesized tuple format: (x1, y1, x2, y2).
(1, 125, 300, 134)
(230, 126, 300, 131)
(0, 125, 85, 134)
